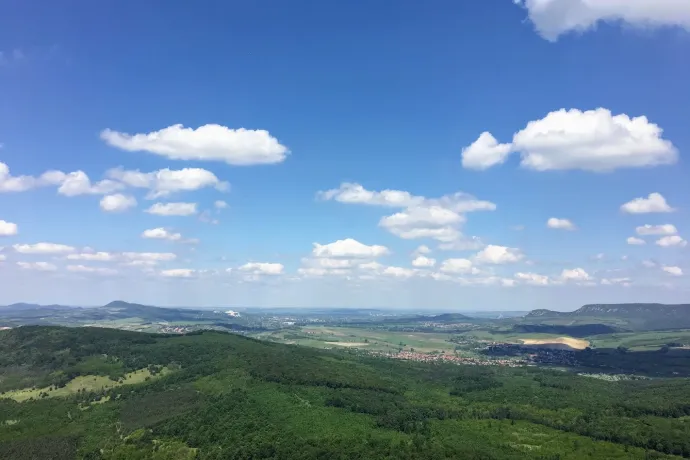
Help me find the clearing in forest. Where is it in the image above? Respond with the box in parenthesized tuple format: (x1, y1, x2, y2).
(521, 337, 589, 350)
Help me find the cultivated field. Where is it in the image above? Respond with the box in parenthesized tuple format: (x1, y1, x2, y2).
(1, 367, 171, 402)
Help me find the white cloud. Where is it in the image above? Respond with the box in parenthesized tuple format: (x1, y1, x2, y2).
(515, 0, 690, 41)
(560, 268, 591, 282)
(412, 256, 436, 268)
(122, 252, 177, 262)
(642, 260, 657, 268)
(317, 183, 420, 207)
(461, 132, 513, 170)
(0, 220, 18, 236)
(656, 235, 688, 248)
(388, 227, 461, 243)
(319, 183, 495, 246)
(161, 268, 195, 278)
(380, 206, 464, 229)
(437, 236, 485, 251)
(662, 266, 683, 276)
(146, 202, 197, 216)
(66, 265, 118, 275)
(414, 245, 431, 255)
(621, 193, 674, 214)
(302, 257, 355, 270)
(57, 171, 123, 196)
(547, 217, 575, 230)
(17, 261, 57, 271)
(462, 109, 676, 172)
(100, 194, 137, 212)
(0, 162, 47, 192)
(312, 238, 389, 258)
(439, 258, 473, 274)
(239, 262, 284, 275)
(13, 242, 75, 254)
(106, 167, 229, 199)
(515, 272, 550, 286)
(67, 252, 117, 262)
(636, 224, 677, 236)
(382, 266, 416, 278)
(473, 245, 524, 264)
(214, 200, 228, 209)
(627, 236, 646, 245)
(142, 228, 182, 241)
(101, 124, 289, 165)
(601, 277, 631, 286)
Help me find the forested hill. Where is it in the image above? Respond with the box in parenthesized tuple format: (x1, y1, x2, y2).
(525, 304, 690, 330)
(2, 326, 690, 459)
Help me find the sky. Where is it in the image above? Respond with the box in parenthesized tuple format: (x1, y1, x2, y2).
(1, 0, 689, 310)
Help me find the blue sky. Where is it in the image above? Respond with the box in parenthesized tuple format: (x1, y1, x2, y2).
(1, 0, 689, 310)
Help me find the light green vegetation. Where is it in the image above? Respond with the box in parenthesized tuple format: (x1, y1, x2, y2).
(259, 326, 461, 354)
(1, 366, 171, 402)
(589, 330, 690, 351)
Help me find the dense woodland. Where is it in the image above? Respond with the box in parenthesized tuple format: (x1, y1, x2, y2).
(1, 326, 690, 459)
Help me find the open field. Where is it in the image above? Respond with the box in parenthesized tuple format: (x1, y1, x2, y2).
(1, 366, 171, 402)
(521, 337, 590, 350)
(589, 329, 690, 351)
(255, 326, 597, 355)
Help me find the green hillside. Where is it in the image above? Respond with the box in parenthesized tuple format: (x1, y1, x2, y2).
(1, 326, 690, 459)
(525, 304, 690, 331)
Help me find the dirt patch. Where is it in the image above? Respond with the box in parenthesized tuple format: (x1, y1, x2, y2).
(521, 337, 589, 350)
(325, 342, 369, 347)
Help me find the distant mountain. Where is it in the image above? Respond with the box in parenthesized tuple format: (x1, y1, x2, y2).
(525, 303, 690, 331)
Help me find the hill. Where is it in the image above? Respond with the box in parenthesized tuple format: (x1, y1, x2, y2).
(525, 303, 690, 331)
(1, 326, 690, 459)
(0, 300, 255, 329)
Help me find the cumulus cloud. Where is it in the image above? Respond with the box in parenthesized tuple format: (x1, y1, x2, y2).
(627, 236, 646, 245)
(239, 262, 284, 275)
(57, 171, 124, 196)
(161, 268, 195, 278)
(67, 252, 117, 262)
(66, 265, 118, 275)
(414, 245, 431, 255)
(461, 109, 676, 172)
(312, 238, 389, 259)
(319, 183, 494, 246)
(13, 242, 75, 254)
(0, 220, 18, 236)
(106, 167, 228, 199)
(1, 162, 127, 197)
(100, 194, 137, 212)
(515, 272, 550, 286)
(473, 245, 524, 264)
(146, 202, 197, 216)
(142, 228, 182, 241)
(439, 258, 474, 274)
(101, 124, 289, 165)
(382, 266, 416, 278)
(123, 252, 177, 262)
(662, 266, 683, 276)
(17, 261, 57, 271)
(515, 0, 690, 41)
(547, 218, 576, 230)
(214, 200, 228, 209)
(461, 132, 513, 170)
(317, 183, 420, 207)
(636, 224, 677, 236)
(560, 268, 591, 282)
(411, 256, 436, 268)
(0, 162, 55, 192)
(621, 193, 675, 214)
(656, 235, 688, 247)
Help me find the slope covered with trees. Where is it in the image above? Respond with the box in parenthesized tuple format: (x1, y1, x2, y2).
(1, 326, 690, 459)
